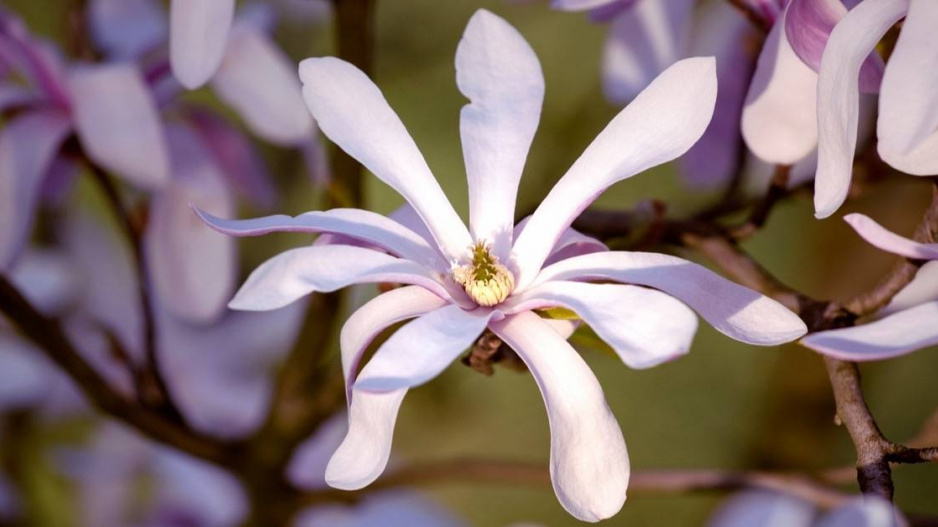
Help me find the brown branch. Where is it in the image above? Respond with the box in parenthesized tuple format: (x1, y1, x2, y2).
(729, 165, 791, 239)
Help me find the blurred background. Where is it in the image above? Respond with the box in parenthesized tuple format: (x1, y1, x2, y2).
(2, 0, 937, 525)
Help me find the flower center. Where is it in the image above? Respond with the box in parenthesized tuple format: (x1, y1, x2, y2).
(451, 242, 515, 307)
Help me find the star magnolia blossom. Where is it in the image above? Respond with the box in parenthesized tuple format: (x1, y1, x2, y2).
(708, 490, 906, 527)
(802, 213, 938, 360)
(198, 10, 807, 521)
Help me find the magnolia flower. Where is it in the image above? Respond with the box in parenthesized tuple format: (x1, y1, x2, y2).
(199, 10, 806, 520)
(802, 213, 938, 360)
(708, 490, 906, 527)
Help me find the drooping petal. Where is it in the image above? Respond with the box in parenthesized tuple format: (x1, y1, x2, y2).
(145, 124, 236, 323)
(844, 213, 938, 260)
(504, 281, 697, 368)
(512, 57, 717, 289)
(814, 0, 908, 218)
(0, 110, 72, 270)
(741, 4, 818, 165)
(457, 9, 544, 260)
(801, 301, 938, 361)
(490, 311, 628, 522)
(817, 496, 906, 527)
(706, 491, 816, 527)
(354, 305, 493, 392)
(169, 0, 235, 89)
(211, 22, 314, 146)
(299, 57, 472, 261)
(228, 245, 451, 311)
(530, 251, 807, 345)
(876, 0, 938, 175)
(88, 0, 168, 60)
(601, 0, 695, 104)
(69, 63, 170, 188)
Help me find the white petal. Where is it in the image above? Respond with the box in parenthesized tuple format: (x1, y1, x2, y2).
(169, 0, 235, 89)
(818, 496, 906, 527)
(815, 0, 908, 218)
(458, 10, 544, 260)
(706, 490, 816, 527)
(504, 281, 697, 369)
(69, 63, 170, 188)
(882, 260, 938, 315)
(530, 251, 807, 345)
(511, 57, 716, 289)
(299, 57, 472, 261)
(844, 213, 938, 259)
(212, 22, 314, 146)
(490, 311, 628, 522)
(801, 301, 938, 361)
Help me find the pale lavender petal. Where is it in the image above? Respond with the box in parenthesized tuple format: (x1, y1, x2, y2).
(303, 135, 331, 188)
(287, 414, 348, 490)
(531, 251, 807, 345)
(152, 448, 247, 527)
(0, 16, 70, 106)
(0, 110, 72, 270)
(817, 496, 906, 527)
(458, 10, 543, 260)
(514, 215, 608, 267)
(298, 57, 472, 261)
(844, 213, 938, 260)
(801, 301, 938, 361)
(0, 84, 37, 111)
(69, 63, 171, 188)
(169, 0, 235, 89)
(504, 281, 697, 368)
(490, 311, 629, 522)
(512, 58, 716, 289)
(815, 0, 907, 218)
(0, 333, 56, 410)
(552, 0, 622, 10)
(211, 22, 314, 146)
(706, 491, 816, 527)
(8, 248, 80, 315)
(88, 0, 168, 59)
(882, 260, 938, 315)
(295, 491, 466, 527)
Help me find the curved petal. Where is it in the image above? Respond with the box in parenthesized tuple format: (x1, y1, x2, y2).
(195, 207, 443, 270)
(298, 57, 472, 261)
(815, 0, 908, 218)
(876, 0, 938, 175)
(229, 245, 450, 311)
(882, 260, 938, 315)
(741, 5, 818, 165)
(490, 311, 629, 522)
(514, 215, 609, 266)
(169, 0, 235, 89)
(88, 0, 168, 60)
(503, 281, 698, 369)
(818, 496, 906, 527)
(69, 63, 170, 188)
(551, 0, 622, 11)
(706, 491, 816, 527)
(458, 10, 544, 260)
(511, 57, 717, 289)
(801, 301, 938, 361)
(211, 22, 314, 146)
(530, 251, 807, 345)
(844, 213, 938, 259)
(354, 305, 493, 392)
(0, 110, 71, 270)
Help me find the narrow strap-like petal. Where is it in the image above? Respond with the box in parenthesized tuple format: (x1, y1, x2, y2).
(299, 57, 472, 262)
(801, 302, 938, 361)
(551, 0, 623, 11)
(169, 0, 235, 89)
(511, 57, 717, 289)
(458, 10, 544, 260)
(815, 0, 908, 218)
(69, 63, 170, 188)
(503, 281, 698, 369)
(530, 251, 807, 345)
(490, 311, 628, 522)
(844, 213, 938, 260)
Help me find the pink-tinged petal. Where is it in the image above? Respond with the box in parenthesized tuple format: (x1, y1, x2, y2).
(69, 63, 170, 188)
(458, 10, 544, 260)
(298, 57, 472, 261)
(531, 251, 807, 345)
(229, 245, 451, 311)
(706, 491, 815, 527)
(882, 260, 938, 315)
(514, 215, 609, 267)
(88, 0, 168, 60)
(876, 0, 938, 175)
(741, 5, 818, 165)
(169, 0, 235, 89)
(504, 281, 697, 368)
(601, 0, 695, 104)
(212, 22, 314, 146)
(511, 58, 717, 289)
(355, 306, 493, 392)
(818, 496, 906, 527)
(145, 124, 236, 323)
(785, 0, 885, 93)
(815, 0, 908, 218)
(490, 311, 628, 522)
(195, 207, 444, 270)
(552, 0, 623, 11)
(801, 301, 938, 361)
(0, 110, 72, 270)
(844, 213, 938, 260)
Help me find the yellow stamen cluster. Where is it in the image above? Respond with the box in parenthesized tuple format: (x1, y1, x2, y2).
(451, 242, 515, 307)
